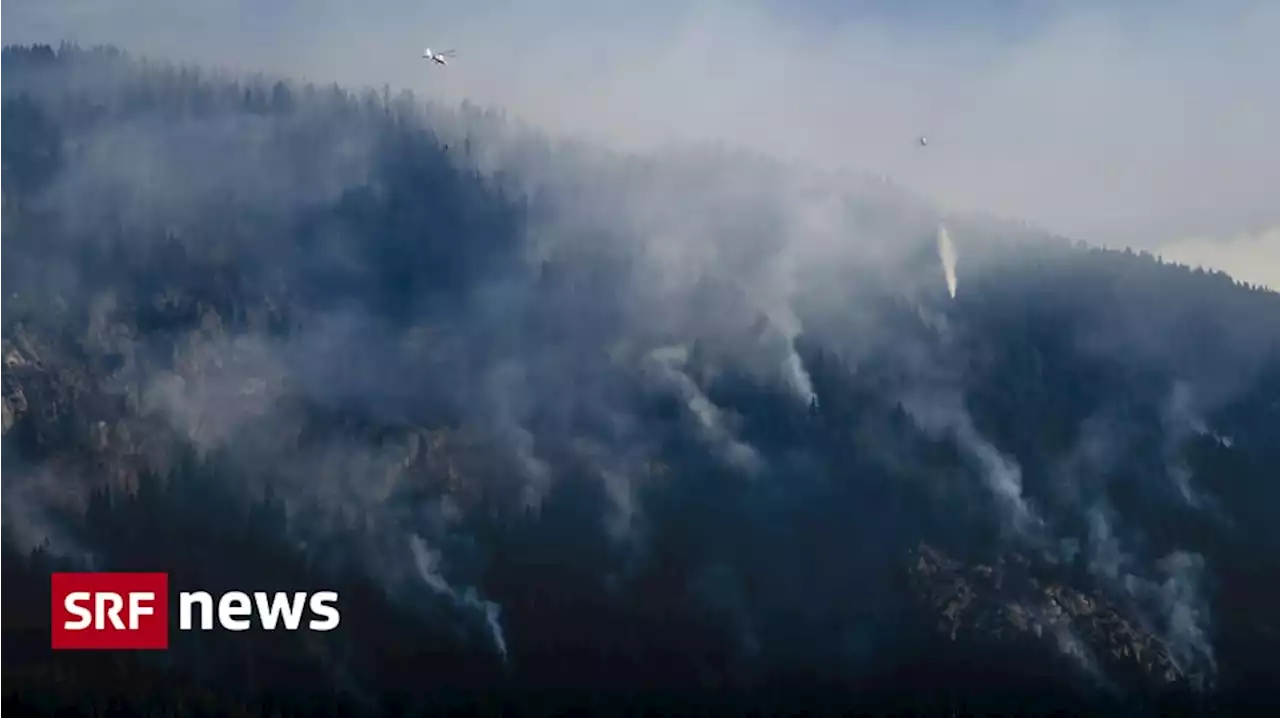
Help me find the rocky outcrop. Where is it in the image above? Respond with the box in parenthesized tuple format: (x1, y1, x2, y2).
(907, 543, 1199, 692)
(3, 337, 40, 435)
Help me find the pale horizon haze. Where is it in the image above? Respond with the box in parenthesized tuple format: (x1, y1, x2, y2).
(5, 0, 1277, 288)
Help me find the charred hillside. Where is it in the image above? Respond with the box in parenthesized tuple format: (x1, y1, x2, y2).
(4, 43, 1280, 716)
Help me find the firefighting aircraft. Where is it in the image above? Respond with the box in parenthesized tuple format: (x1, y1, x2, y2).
(422, 47, 457, 66)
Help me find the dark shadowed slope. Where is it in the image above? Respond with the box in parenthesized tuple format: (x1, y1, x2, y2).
(4, 43, 1280, 716)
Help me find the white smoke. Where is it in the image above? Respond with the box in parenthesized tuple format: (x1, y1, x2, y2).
(484, 362, 554, 512)
(568, 437, 650, 544)
(0, 468, 99, 564)
(1152, 551, 1216, 681)
(902, 391, 1046, 542)
(408, 534, 510, 665)
(781, 350, 817, 407)
(643, 344, 764, 475)
(756, 305, 818, 408)
(757, 233, 818, 408)
(937, 224, 958, 299)
(1048, 417, 1219, 687)
(1160, 381, 1224, 511)
(1085, 505, 1216, 681)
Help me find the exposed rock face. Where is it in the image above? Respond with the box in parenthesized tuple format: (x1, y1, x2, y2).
(2, 377, 28, 435)
(4, 341, 35, 435)
(907, 543, 1201, 693)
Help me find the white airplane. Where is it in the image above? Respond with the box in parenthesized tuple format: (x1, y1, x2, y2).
(918, 135, 929, 147)
(422, 47, 456, 66)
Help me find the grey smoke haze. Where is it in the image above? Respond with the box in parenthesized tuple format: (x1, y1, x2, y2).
(5, 15, 1277, 698)
(1043, 407, 1222, 684)
(6, 0, 1279, 285)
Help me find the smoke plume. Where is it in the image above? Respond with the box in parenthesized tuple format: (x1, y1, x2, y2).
(937, 224, 958, 299)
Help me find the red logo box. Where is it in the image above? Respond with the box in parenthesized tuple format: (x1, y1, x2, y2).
(51, 572, 170, 650)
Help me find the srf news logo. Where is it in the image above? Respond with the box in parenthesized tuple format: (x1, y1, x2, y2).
(51, 572, 341, 650)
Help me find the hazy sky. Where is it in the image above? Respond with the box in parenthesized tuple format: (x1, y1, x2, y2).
(6, 0, 1278, 288)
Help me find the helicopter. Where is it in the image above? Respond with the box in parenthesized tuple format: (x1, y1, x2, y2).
(422, 47, 457, 66)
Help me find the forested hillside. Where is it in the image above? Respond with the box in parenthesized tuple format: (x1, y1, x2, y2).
(4, 43, 1280, 716)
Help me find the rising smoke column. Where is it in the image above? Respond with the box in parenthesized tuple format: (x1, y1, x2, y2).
(937, 225, 958, 299)
(409, 535, 510, 665)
